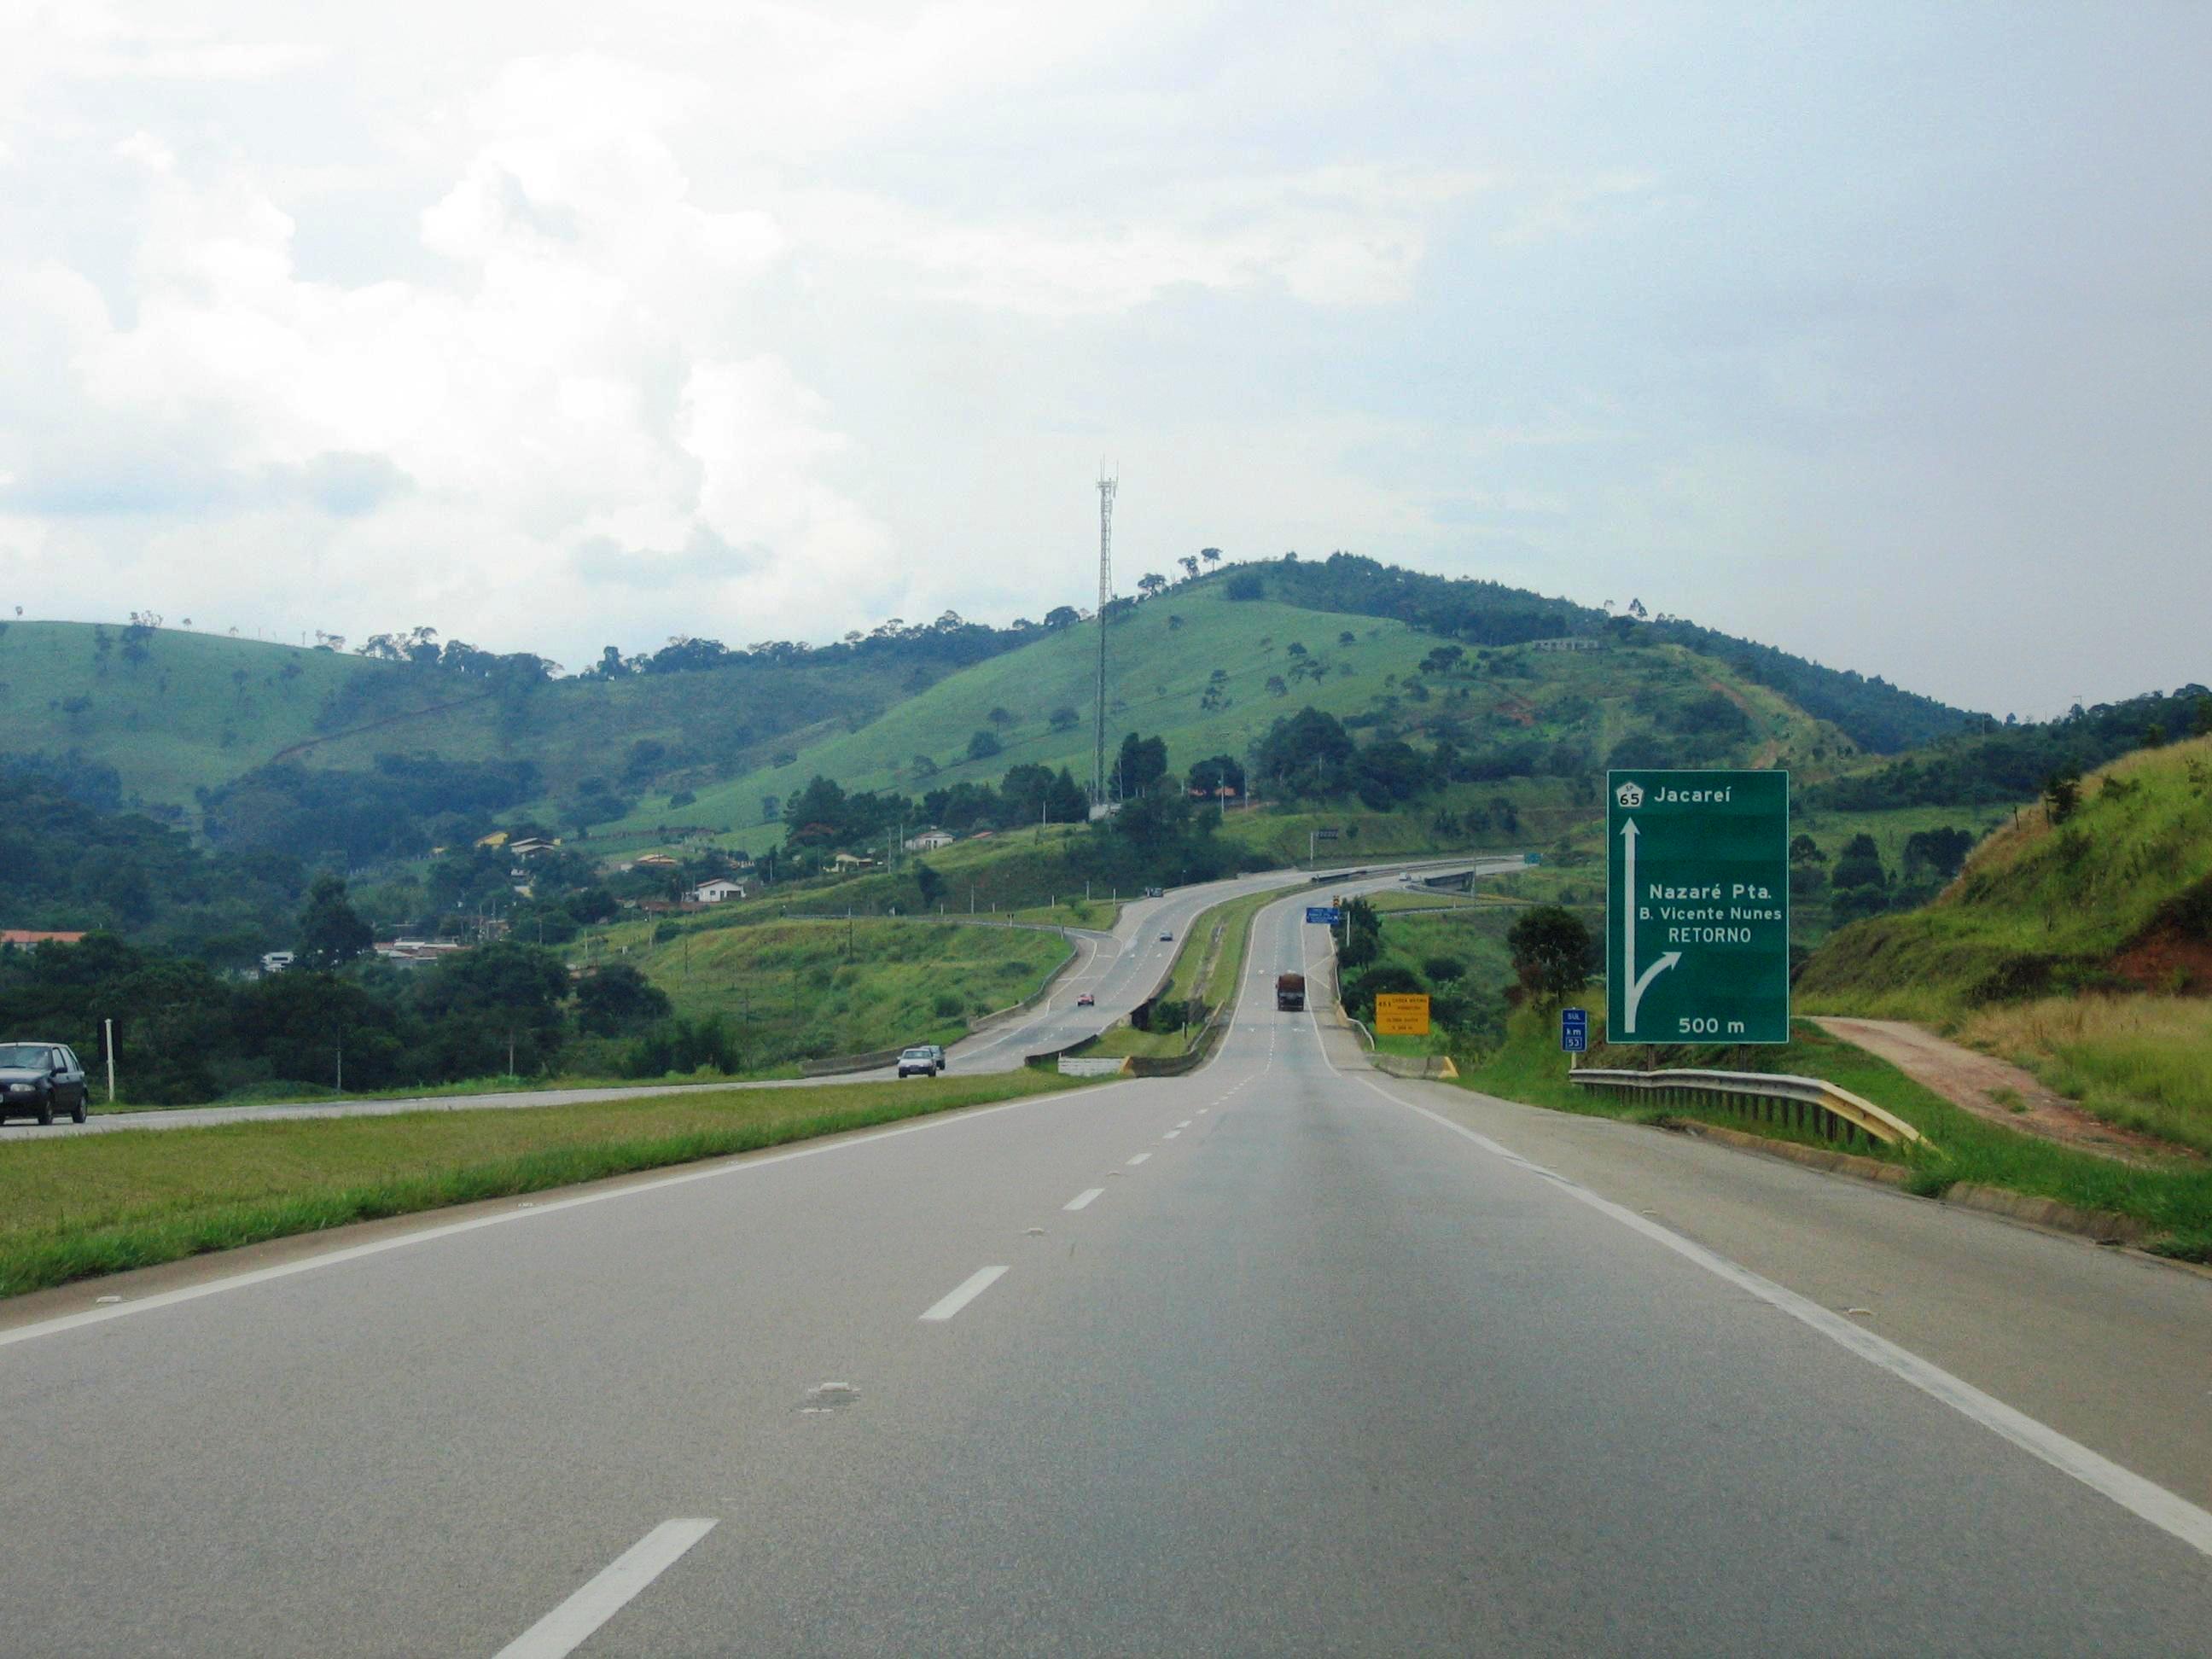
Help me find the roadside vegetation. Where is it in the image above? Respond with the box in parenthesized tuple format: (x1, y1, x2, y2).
(602, 914, 1072, 1067)
(0, 1069, 1084, 1300)
(1456, 1009, 2212, 1258)
(1799, 736, 2212, 1155)
(1953, 997, 2212, 1155)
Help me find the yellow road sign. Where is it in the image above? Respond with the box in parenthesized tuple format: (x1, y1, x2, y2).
(1374, 992, 1430, 1036)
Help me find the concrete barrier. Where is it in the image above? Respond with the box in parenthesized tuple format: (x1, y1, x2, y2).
(1057, 1057, 1132, 1078)
(1371, 1054, 1458, 1081)
(798, 1045, 905, 1078)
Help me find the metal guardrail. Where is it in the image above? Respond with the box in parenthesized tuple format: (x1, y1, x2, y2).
(1568, 1068, 1928, 1150)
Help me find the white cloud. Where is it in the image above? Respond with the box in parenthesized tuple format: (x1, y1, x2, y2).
(793, 165, 1490, 317)
(0, 49, 899, 651)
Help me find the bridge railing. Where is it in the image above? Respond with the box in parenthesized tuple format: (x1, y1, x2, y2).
(1567, 1067, 1928, 1152)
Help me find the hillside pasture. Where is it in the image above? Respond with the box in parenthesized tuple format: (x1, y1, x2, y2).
(591, 915, 1073, 1065)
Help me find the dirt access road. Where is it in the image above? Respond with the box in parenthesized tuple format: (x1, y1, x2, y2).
(1809, 1016, 2189, 1164)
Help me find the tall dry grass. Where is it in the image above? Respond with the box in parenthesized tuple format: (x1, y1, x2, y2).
(1959, 995, 2212, 1154)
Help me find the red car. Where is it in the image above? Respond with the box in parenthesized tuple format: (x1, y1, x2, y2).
(1075, 992, 1096, 1007)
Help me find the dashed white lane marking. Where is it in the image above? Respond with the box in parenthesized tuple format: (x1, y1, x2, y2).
(1064, 1188, 1104, 1211)
(1162, 1130, 1181, 1139)
(1126, 1152, 1152, 1166)
(494, 1518, 717, 1659)
(0, 1079, 1144, 1352)
(1176, 1120, 1191, 1128)
(919, 1265, 1010, 1322)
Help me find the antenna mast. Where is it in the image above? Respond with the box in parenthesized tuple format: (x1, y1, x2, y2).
(1093, 468, 1117, 811)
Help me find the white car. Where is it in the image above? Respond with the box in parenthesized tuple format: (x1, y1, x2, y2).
(897, 1046, 940, 1079)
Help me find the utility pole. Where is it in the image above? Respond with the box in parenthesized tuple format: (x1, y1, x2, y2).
(1093, 467, 1117, 812)
(103, 1017, 115, 1104)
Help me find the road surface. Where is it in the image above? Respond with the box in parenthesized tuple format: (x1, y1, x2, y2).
(3, 882, 2209, 1655)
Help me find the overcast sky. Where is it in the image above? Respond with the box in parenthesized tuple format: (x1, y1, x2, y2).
(3, 3, 2208, 718)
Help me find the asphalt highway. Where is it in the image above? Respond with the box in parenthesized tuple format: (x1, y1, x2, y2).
(6, 882, 2207, 1655)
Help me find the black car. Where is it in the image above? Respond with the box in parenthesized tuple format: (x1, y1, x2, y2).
(0, 1042, 90, 1125)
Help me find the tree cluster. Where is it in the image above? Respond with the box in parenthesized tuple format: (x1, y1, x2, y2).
(0, 881, 707, 1105)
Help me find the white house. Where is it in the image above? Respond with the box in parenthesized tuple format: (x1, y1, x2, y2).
(905, 830, 956, 852)
(259, 951, 296, 975)
(690, 878, 748, 904)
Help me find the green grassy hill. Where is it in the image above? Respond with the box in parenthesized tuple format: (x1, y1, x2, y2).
(0, 620, 937, 829)
(1799, 735, 2212, 1010)
(604, 585, 1857, 855)
(583, 915, 1072, 1066)
(0, 622, 433, 810)
(3, 561, 1959, 870)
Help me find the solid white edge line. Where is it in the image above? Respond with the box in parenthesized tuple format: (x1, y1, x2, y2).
(1126, 1152, 1151, 1166)
(1360, 1068, 2212, 1562)
(494, 1517, 717, 1659)
(1, 1080, 1141, 1351)
(1064, 1188, 1104, 1211)
(920, 1264, 1010, 1322)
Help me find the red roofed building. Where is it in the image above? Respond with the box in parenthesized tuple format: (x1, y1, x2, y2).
(0, 930, 87, 949)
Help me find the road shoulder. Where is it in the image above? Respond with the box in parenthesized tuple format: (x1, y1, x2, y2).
(1355, 1062, 2212, 1508)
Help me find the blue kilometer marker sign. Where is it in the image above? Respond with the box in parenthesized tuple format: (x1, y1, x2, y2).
(1605, 770, 1790, 1045)
(1559, 1007, 1588, 1053)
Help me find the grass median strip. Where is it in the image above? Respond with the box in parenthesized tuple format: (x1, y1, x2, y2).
(1084, 887, 1280, 1059)
(0, 1070, 1085, 1300)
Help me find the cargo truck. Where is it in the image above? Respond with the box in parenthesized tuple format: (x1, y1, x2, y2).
(1276, 972, 1306, 1011)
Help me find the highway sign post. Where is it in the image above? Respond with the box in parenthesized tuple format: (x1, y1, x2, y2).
(1559, 1008, 1587, 1053)
(1606, 770, 1789, 1044)
(1305, 906, 1342, 926)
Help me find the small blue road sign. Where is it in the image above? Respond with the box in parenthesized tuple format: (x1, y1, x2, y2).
(1305, 906, 1342, 925)
(1560, 1007, 1589, 1053)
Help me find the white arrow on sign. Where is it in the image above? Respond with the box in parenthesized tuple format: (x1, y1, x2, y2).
(1620, 816, 1680, 1035)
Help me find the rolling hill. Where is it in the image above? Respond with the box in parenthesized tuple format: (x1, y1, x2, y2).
(602, 582, 1866, 854)
(1798, 734, 2212, 1011)
(3, 554, 1982, 865)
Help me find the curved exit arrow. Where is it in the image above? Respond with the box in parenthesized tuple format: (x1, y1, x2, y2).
(1619, 817, 1681, 1034)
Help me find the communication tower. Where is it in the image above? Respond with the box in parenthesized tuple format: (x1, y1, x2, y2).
(1093, 469, 1117, 809)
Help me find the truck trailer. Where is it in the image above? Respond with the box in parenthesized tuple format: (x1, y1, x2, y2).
(1276, 972, 1306, 1012)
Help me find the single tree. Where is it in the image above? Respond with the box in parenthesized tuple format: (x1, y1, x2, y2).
(913, 861, 946, 907)
(296, 874, 373, 970)
(2042, 770, 2082, 824)
(575, 963, 672, 1036)
(1138, 573, 1167, 597)
(1505, 906, 1592, 999)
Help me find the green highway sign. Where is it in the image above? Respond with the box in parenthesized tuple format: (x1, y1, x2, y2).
(1605, 770, 1789, 1044)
